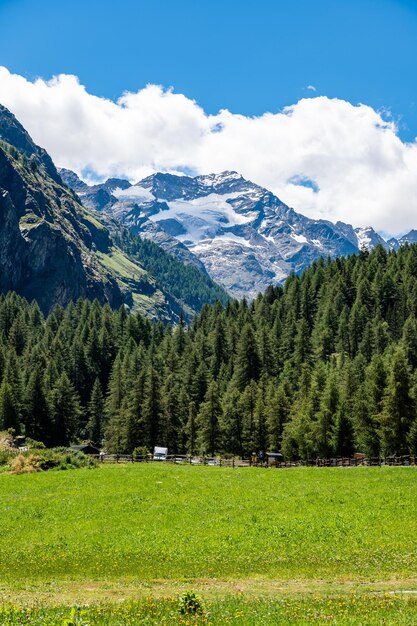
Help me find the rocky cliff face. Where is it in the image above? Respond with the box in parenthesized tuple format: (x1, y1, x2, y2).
(0, 105, 196, 321)
(62, 168, 405, 300)
(0, 141, 124, 312)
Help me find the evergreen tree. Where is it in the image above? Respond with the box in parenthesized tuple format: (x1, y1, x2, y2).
(254, 380, 268, 453)
(266, 382, 290, 451)
(239, 380, 258, 456)
(294, 318, 312, 367)
(49, 372, 81, 446)
(125, 369, 147, 452)
(197, 380, 222, 456)
(401, 315, 417, 370)
(0, 378, 19, 432)
(142, 366, 164, 449)
(407, 417, 417, 455)
(221, 386, 244, 456)
(87, 378, 105, 444)
(184, 400, 198, 455)
(233, 324, 260, 391)
(24, 365, 52, 445)
(332, 401, 355, 457)
(313, 370, 339, 458)
(381, 348, 415, 455)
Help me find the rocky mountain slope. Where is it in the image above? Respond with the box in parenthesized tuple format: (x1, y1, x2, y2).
(61, 169, 409, 300)
(0, 105, 225, 320)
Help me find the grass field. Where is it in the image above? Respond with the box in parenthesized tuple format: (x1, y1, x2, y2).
(1, 464, 417, 624)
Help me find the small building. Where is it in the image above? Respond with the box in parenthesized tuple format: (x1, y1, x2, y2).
(266, 452, 284, 466)
(153, 446, 168, 461)
(69, 444, 100, 456)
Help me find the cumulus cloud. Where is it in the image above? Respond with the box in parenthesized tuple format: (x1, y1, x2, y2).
(0, 65, 416, 236)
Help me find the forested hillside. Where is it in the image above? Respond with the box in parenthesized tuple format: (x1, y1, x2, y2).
(1, 244, 417, 459)
(113, 230, 229, 314)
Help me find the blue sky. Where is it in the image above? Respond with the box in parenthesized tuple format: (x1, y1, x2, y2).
(0, 0, 416, 236)
(0, 0, 416, 140)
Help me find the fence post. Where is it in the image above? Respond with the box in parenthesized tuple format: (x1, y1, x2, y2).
(232, 458, 235, 469)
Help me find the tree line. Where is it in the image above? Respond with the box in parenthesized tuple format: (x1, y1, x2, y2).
(1, 244, 417, 459)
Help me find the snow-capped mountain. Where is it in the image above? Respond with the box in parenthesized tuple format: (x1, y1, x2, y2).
(354, 227, 388, 250)
(60, 169, 405, 299)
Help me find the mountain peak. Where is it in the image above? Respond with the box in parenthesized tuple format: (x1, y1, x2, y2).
(399, 229, 417, 244)
(0, 103, 61, 183)
(198, 170, 242, 184)
(59, 168, 88, 192)
(0, 103, 36, 156)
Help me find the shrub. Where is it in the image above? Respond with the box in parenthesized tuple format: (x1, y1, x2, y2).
(10, 454, 39, 474)
(0, 431, 18, 469)
(178, 591, 204, 616)
(8, 449, 97, 474)
(133, 446, 150, 459)
(25, 438, 46, 449)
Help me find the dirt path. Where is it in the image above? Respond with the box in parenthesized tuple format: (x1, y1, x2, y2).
(2, 576, 417, 607)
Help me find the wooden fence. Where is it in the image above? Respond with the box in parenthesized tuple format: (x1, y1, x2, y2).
(92, 454, 417, 468)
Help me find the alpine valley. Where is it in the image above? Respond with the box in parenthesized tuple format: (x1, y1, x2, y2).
(0, 102, 413, 319)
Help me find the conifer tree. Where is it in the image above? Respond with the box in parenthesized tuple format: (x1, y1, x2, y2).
(401, 315, 417, 370)
(24, 365, 51, 445)
(239, 380, 258, 456)
(125, 369, 147, 452)
(0, 378, 19, 432)
(210, 317, 228, 378)
(407, 417, 417, 455)
(254, 380, 268, 453)
(184, 400, 198, 455)
(49, 372, 81, 446)
(266, 382, 290, 451)
(234, 324, 260, 391)
(197, 380, 222, 456)
(142, 366, 164, 449)
(221, 386, 244, 456)
(294, 318, 312, 367)
(87, 378, 105, 444)
(314, 369, 339, 458)
(332, 402, 355, 457)
(381, 348, 415, 455)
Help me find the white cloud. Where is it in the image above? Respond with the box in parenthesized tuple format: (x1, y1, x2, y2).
(0, 65, 417, 236)
(306, 85, 317, 91)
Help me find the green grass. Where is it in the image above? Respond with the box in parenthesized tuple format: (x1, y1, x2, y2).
(2, 594, 417, 625)
(97, 247, 147, 280)
(1, 464, 417, 623)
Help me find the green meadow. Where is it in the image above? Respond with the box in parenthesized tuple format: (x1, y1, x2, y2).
(1, 464, 417, 624)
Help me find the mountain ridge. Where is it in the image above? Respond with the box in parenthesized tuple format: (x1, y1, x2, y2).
(61, 168, 410, 299)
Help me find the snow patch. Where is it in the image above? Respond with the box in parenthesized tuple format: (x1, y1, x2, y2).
(291, 233, 308, 244)
(198, 171, 241, 187)
(113, 186, 155, 201)
(191, 233, 251, 251)
(355, 227, 373, 248)
(149, 193, 252, 244)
